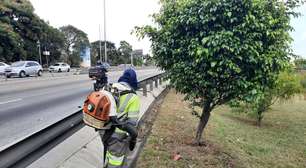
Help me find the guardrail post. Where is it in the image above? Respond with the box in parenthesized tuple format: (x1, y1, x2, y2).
(149, 80, 153, 91)
(142, 83, 147, 96)
(154, 77, 158, 88)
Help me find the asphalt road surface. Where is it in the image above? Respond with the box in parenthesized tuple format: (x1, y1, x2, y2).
(0, 69, 161, 150)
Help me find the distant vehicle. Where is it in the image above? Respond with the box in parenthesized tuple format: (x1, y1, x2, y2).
(118, 64, 134, 69)
(0, 62, 10, 75)
(48, 63, 70, 72)
(5, 61, 43, 78)
(89, 63, 109, 91)
(99, 62, 111, 69)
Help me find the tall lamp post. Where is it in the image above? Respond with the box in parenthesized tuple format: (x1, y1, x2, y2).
(43, 48, 50, 67)
(37, 40, 42, 65)
(131, 52, 133, 66)
(99, 24, 102, 62)
(103, 0, 107, 63)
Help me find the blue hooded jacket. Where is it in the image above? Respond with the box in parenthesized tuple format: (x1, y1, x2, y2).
(118, 69, 138, 90)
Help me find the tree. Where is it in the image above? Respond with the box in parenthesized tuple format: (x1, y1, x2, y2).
(294, 57, 306, 70)
(136, 0, 301, 144)
(118, 41, 132, 64)
(143, 54, 155, 66)
(60, 25, 90, 66)
(39, 24, 65, 66)
(90, 40, 120, 65)
(0, 0, 41, 62)
(133, 57, 144, 66)
(230, 70, 303, 126)
(0, 0, 65, 64)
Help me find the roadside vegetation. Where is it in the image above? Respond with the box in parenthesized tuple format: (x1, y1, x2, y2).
(229, 70, 303, 126)
(137, 90, 306, 168)
(0, 0, 147, 67)
(137, 0, 304, 144)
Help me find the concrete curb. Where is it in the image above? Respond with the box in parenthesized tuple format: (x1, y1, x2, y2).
(127, 86, 170, 168)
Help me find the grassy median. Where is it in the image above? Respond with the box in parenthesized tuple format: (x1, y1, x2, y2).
(137, 90, 306, 168)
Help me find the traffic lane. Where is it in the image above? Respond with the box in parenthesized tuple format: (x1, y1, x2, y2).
(0, 69, 160, 86)
(0, 70, 161, 149)
(0, 78, 90, 96)
(0, 91, 87, 150)
(0, 70, 161, 119)
(0, 84, 91, 121)
(0, 69, 160, 95)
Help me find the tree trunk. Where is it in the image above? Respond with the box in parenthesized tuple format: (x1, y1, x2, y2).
(195, 102, 212, 145)
(257, 110, 263, 127)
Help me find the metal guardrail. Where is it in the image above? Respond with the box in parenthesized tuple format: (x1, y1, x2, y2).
(0, 73, 165, 168)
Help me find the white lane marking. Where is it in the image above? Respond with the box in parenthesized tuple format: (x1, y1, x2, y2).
(0, 98, 22, 105)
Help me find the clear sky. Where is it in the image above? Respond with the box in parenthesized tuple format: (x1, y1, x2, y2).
(30, 0, 305, 57)
(30, 0, 160, 54)
(291, 5, 306, 58)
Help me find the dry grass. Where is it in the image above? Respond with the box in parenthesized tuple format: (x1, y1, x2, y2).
(137, 90, 306, 168)
(208, 97, 306, 168)
(137, 90, 234, 168)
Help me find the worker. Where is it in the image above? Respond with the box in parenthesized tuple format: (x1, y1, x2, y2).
(101, 68, 140, 168)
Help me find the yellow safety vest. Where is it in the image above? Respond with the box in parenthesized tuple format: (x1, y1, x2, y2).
(115, 93, 140, 134)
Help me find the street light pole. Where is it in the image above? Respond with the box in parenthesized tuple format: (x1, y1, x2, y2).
(99, 24, 102, 62)
(44, 46, 49, 67)
(131, 52, 133, 66)
(103, 0, 107, 63)
(37, 40, 42, 65)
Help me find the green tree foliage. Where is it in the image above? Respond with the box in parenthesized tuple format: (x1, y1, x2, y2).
(143, 54, 155, 66)
(294, 57, 306, 70)
(118, 41, 132, 64)
(133, 57, 143, 66)
(90, 40, 120, 65)
(0, 0, 64, 64)
(60, 25, 90, 66)
(300, 74, 306, 91)
(40, 25, 65, 66)
(136, 0, 301, 144)
(230, 71, 303, 126)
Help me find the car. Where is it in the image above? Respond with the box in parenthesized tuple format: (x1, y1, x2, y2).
(0, 62, 10, 75)
(100, 62, 111, 69)
(48, 63, 70, 72)
(88, 63, 109, 79)
(118, 64, 134, 69)
(5, 61, 43, 78)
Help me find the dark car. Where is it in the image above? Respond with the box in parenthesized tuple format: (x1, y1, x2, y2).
(89, 63, 109, 91)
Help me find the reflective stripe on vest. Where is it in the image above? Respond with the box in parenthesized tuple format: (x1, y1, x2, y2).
(119, 93, 134, 115)
(115, 93, 140, 133)
(106, 151, 124, 166)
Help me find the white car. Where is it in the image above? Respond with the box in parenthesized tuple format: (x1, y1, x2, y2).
(48, 63, 70, 72)
(5, 61, 43, 78)
(0, 62, 10, 75)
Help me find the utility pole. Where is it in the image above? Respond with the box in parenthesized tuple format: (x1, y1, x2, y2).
(131, 52, 133, 66)
(37, 40, 42, 65)
(99, 24, 102, 62)
(44, 46, 49, 67)
(103, 0, 107, 63)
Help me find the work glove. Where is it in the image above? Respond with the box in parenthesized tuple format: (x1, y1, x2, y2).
(129, 138, 137, 150)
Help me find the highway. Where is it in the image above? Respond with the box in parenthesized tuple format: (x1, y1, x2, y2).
(0, 69, 160, 150)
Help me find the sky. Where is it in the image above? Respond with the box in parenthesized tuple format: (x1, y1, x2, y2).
(30, 0, 306, 57)
(290, 5, 306, 58)
(29, 0, 160, 55)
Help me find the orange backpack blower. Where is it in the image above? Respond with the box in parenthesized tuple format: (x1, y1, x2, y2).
(83, 90, 117, 129)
